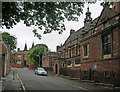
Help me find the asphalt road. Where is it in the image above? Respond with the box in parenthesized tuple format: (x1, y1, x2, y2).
(14, 68, 113, 92)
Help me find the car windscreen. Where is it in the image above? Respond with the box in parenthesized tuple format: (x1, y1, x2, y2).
(38, 68, 45, 71)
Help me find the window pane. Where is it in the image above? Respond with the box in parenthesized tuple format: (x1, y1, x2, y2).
(75, 59, 81, 64)
(84, 71, 87, 77)
(103, 44, 107, 55)
(102, 34, 111, 55)
(84, 45, 88, 56)
(78, 45, 80, 55)
(107, 34, 111, 43)
(72, 48, 75, 56)
(68, 61, 71, 65)
(107, 43, 111, 54)
(103, 36, 107, 43)
(104, 70, 110, 77)
(93, 70, 97, 77)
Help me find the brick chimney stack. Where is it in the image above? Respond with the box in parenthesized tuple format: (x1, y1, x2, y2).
(56, 46, 60, 52)
(17, 48, 20, 51)
(114, 1, 120, 13)
(70, 29, 75, 35)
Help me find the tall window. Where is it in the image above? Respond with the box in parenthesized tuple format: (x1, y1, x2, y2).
(18, 55, 21, 59)
(69, 48, 71, 57)
(66, 49, 68, 58)
(84, 71, 88, 77)
(67, 61, 71, 66)
(78, 45, 80, 55)
(102, 34, 111, 55)
(72, 47, 75, 57)
(83, 45, 88, 56)
(93, 70, 97, 77)
(75, 59, 81, 64)
(104, 70, 110, 77)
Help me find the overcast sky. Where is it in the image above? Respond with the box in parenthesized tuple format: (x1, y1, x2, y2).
(2, 1, 103, 52)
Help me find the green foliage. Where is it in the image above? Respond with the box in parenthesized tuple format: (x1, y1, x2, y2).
(10, 53, 13, 63)
(2, 32, 17, 51)
(2, 2, 84, 39)
(26, 63, 29, 67)
(27, 44, 48, 66)
(101, 2, 114, 8)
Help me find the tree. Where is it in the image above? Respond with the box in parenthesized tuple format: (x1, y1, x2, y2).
(27, 44, 48, 66)
(2, 32, 17, 63)
(2, 32, 17, 51)
(2, 2, 85, 39)
(2, 2, 113, 39)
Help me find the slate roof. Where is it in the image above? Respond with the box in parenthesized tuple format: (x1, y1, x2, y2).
(24, 43, 27, 51)
(63, 17, 99, 46)
(15, 51, 24, 55)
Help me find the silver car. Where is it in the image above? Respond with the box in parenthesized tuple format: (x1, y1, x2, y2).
(34, 67, 47, 76)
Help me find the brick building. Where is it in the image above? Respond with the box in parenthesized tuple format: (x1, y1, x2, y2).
(13, 43, 30, 67)
(53, 2, 120, 86)
(0, 31, 10, 78)
(42, 51, 59, 68)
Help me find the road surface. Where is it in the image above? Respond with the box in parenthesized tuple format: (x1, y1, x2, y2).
(14, 68, 112, 92)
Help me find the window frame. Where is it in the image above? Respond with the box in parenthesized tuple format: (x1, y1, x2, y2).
(83, 43, 89, 59)
(75, 59, 81, 65)
(93, 70, 97, 77)
(17, 55, 21, 59)
(84, 71, 88, 77)
(71, 47, 75, 57)
(78, 45, 80, 56)
(67, 61, 72, 67)
(104, 70, 110, 78)
(102, 33, 112, 59)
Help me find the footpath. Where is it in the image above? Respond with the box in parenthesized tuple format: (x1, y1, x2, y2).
(0, 68, 23, 92)
(58, 75, 120, 91)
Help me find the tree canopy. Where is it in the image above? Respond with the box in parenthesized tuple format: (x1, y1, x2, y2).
(2, 2, 113, 39)
(27, 44, 48, 66)
(2, 32, 17, 51)
(2, 2, 84, 39)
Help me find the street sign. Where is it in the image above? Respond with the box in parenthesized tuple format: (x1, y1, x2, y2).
(93, 65, 97, 69)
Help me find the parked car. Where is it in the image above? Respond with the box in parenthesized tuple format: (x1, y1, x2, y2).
(34, 67, 47, 76)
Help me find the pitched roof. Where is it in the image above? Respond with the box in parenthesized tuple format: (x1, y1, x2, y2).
(24, 43, 27, 51)
(96, 7, 118, 26)
(63, 17, 99, 46)
(15, 51, 24, 55)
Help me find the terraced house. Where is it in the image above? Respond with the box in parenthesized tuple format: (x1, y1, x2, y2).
(53, 2, 120, 86)
(13, 43, 30, 67)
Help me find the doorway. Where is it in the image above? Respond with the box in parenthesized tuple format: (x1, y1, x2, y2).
(55, 64, 58, 74)
(24, 60, 26, 67)
(89, 69, 92, 80)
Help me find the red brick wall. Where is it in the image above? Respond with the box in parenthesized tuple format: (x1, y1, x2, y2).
(113, 26, 120, 58)
(56, 9, 120, 85)
(114, 2, 120, 13)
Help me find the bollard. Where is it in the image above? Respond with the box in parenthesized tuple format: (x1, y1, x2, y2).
(13, 71, 15, 80)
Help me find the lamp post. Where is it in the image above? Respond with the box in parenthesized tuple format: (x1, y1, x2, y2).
(36, 55, 40, 67)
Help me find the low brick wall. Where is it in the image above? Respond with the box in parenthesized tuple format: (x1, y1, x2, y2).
(11, 64, 23, 68)
(29, 64, 35, 70)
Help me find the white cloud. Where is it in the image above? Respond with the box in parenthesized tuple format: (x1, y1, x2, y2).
(2, 1, 103, 51)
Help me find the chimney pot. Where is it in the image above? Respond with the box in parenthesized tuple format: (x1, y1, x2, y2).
(70, 29, 75, 35)
(17, 48, 20, 51)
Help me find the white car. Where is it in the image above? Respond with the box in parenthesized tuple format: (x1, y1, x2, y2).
(35, 67, 47, 76)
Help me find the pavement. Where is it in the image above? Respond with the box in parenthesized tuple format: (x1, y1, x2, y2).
(58, 75, 120, 91)
(0, 68, 23, 92)
(0, 67, 120, 92)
